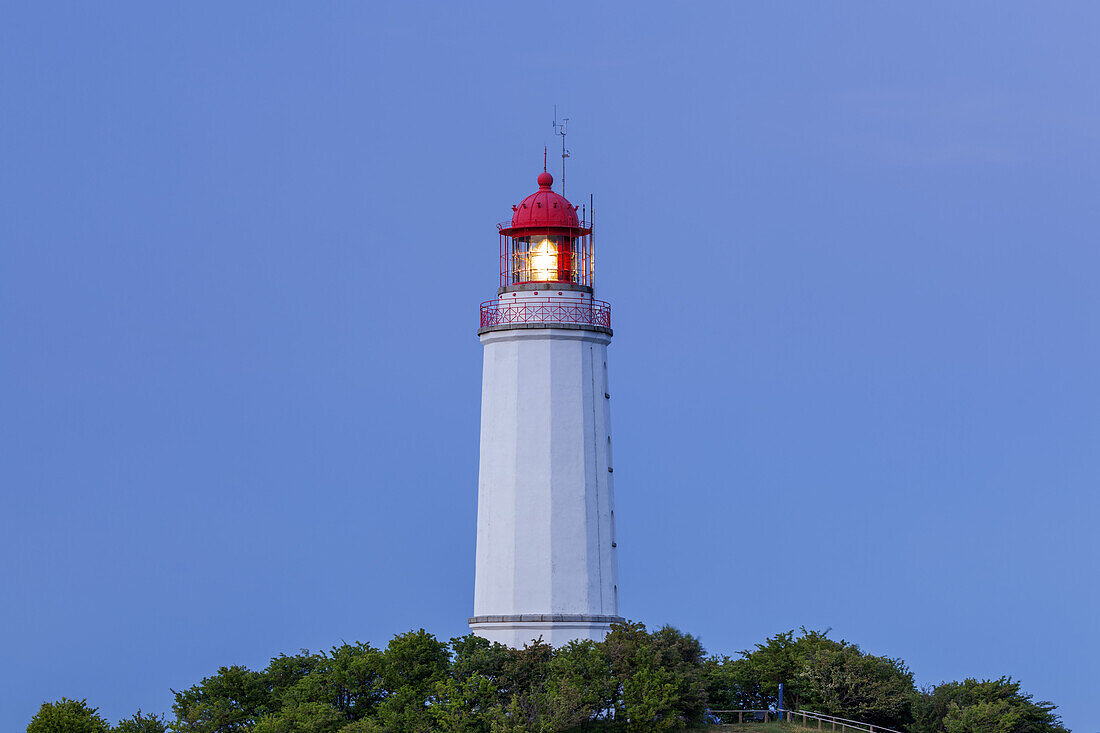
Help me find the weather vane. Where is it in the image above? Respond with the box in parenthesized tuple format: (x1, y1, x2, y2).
(553, 105, 570, 197)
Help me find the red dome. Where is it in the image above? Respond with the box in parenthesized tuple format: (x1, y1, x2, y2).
(510, 171, 580, 229)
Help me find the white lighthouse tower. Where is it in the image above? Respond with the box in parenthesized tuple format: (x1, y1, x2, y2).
(469, 167, 622, 648)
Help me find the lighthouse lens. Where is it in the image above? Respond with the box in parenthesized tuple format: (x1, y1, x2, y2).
(530, 239, 557, 280)
(511, 234, 576, 284)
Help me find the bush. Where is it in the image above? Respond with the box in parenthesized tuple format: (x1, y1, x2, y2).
(27, 699, 112, 733)
(114, 711, 169, 733)
(911, 677, 1068, 733)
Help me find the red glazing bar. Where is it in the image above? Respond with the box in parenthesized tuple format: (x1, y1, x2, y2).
(495, 230, 594, 288)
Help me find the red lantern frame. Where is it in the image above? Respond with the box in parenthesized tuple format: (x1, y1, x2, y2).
(497, 222, 593, 289)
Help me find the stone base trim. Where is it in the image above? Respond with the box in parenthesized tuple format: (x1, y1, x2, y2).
(468, 614, 625, 625)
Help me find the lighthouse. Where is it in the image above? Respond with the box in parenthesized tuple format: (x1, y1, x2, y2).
(469, 167, 622, 648)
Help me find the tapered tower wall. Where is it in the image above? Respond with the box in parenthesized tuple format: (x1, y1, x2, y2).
(470, 326, 621, 647)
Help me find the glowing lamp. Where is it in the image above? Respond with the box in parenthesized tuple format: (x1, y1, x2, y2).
(529, 239, 558, 281)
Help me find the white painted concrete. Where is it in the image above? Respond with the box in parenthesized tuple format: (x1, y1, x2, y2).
(471, 327, 621, 647)
(472, 618, 619, 648)
(497, 289, 593, 305)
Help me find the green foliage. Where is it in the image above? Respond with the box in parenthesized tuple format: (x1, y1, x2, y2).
(543, 639, 617, 729)
(701, 655, 761, 711)
(170, 665, 272, 733)
(798, 644, 913, 726)
(276, 643, 385, 723)
(382, 629, 451, 697)
(253, 702, 344, 733)
(427, 673, 504, 731)
(114, 711, 168, 733)
(27, 698, 112, 733)
(33, 625, 1072, 733)
(722, 628, 913, 728)
(911, 677, 1068, 733)
(374, 629, 451, 731)
(605, 622, 707, 730)
(738, 628, 843, 710)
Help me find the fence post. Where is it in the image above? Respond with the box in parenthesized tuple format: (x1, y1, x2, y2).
(803, 712, 807, 727)
(738, 711, 742, 724)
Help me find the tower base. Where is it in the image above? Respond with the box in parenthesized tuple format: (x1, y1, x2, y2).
(468, 614, 625, 648)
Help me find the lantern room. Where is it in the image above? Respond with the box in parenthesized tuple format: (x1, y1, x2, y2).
(497, 171, 593, 289)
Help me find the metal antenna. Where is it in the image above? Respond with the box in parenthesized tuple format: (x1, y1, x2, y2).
(553, 105, 570, 196)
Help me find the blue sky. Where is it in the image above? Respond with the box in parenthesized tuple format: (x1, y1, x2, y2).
(2, 2, 1097, 732)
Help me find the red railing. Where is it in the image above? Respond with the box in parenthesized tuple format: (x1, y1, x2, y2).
(480, 297, 612, 329)
(497, 214, 591, 231)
